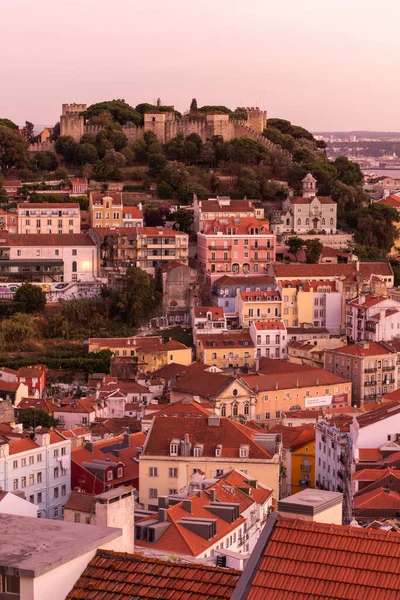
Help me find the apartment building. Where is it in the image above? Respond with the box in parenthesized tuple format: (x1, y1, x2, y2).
(324, 342, 398, 406)
(346, 293, 400, 342)
(0, 208, 17, 233)
(139, 414, 281, 508)
(0, 232, 97, 282)
(192, 306, 227, 339)
(89, 192, 123, 228)
(122, 205, 143, 227)
(17, 203, 81, 234)
(93, 226, 189, 274)
(278, 279, 342, 332)
(212, 275, 278, 327)
(197, 217, 275, 282)
(0, 428, 71, 519)
(193, 194, 264, 232)
(236, 289, 282, 328)
(243, 360, 352, 425)
(249, 320, 287, 360)
(195, 331, 255, 369)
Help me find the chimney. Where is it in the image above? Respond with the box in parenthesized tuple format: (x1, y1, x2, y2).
(158, 508, 168, 522)
(158, 496, 170, 509)
(210, 489, 216, 502)
(182, 499, 192, 513)
(355, 261, 360, 272)
(85, 441, 94, 453)
(123, 433, 130, 447)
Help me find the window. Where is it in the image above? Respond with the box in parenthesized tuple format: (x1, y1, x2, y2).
(169, 488, 177, 495)
(72, 261, 77, 273)
(21, 458, 26, 467)
(61, 446, 66, 456)
(220, 404, 226, 417)
(54, 487, 59, 499)
(54, 507, 59, 518)
(149, 488, 158, 499)
(244, 403, 250, 416)
(37, 492, 42, 503)
(169, 468, 178, 478)
(29, 474, 34, 486)
(117, 466, 123, 477)
(232, 403, 238, 417)
(54, 467, 59, 478)
(37, 453, 42, 463)
(265, 412, 270, 419)
(149, 467, 158, 477)
(61, 485, 66, 496)
(29, 495, 34, 503)
(74, 512, 81, 523)
(239, 446, 249, 458)
(107, 470, 113, 481)
(72, 249, 77, 256)
(193, 446, 202, 457)
(21, 477, 26, 488)
(170, 442, 178, 456)
(29, 455, 34, 465)
(54, 449, 59, 458)
(0, 574, 20, 596)
(276, 411, 281, 418)
(13, 460, 18, 469)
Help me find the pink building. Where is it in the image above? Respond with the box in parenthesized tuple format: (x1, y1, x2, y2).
(197, 217, 275, 283)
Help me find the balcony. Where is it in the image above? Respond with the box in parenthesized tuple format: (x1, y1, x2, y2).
(383, 365, 395, 371)
(364, 367, 377, 373)
(301, 464, 311, 472)
(364, 381, 376, 386)
(251, 244, 272, 250)
(208, 245, 231, 250)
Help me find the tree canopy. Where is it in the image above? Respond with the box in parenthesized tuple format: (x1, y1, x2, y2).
(0, 126, 29, 173)
(15, 283, 46, 313)
(85, 100, 142, 126)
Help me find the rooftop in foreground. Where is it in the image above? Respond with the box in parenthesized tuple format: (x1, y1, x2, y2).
(0, 513, 121, 577)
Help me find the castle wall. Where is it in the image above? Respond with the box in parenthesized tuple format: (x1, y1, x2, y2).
(60, 104, 86, 141)
(29, 141, 56, 153)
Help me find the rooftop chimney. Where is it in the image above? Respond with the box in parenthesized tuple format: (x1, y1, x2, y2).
(182, 499, 192, 513)
(210, 489, 216, 502)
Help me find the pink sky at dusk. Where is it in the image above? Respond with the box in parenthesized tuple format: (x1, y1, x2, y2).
(1, 0, 399, 131)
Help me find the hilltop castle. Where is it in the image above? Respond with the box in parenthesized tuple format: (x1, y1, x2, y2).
(58, 103, 268, 144)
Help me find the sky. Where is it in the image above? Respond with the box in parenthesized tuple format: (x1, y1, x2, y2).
(1, 0, 399, 131)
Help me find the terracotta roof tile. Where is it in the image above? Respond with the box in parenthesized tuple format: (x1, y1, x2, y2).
(273, 262, 393, 279)
(356, 400, 400, 428)
(143, 416, 273, 459)
(358, 448, 382, 461)
(0, 233, 95, 247)
(354, 487, 400, 509)
(64, 490, 95, 513)
(194, 306, 225, 319)
(66, 550, 241, 600)
(245, 515, 400, 600)
(327, 342, 396, 357)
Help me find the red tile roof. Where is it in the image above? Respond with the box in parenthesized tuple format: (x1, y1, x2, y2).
(199, 331, 254, 349)
(143, 416, 273, 459)
(244, 515, 400, 600)
(328, 341, 395, 357)
(240, 290, 281, 301)
(8, 438, 39, 455)
(354, 487, 400, 509)
(243, 369, 350, 393)
(201, 198, 256, 213)
(202, 217, 271, 235)
(0, 233, 95, 247)
(17, 203, 80, 209)
(53, 397, 96, 414)
(358, 448, 382, 461)
(194, 306, 225, 319)
(171, 366, 236, 398)
(268, 424, 315, 451)
(356, 400, 400, 428)
(64, 490, 95, 513)
(291, 195, 335, 205)
(253, 321, 286, 331)
(90, 192, 122, 205)
(273, 262, 393, 279)
(376, 195, 400, 208)
(66, 550, 241, 599)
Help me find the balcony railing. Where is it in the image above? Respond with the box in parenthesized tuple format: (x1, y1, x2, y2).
(251, 244, 272, 250)
(364, 381, 376, 386)
(301, 464, 311, 472)
(383, 365, 395, 371)
(364, 367, 377, 373)
(208, 245, 231, 250)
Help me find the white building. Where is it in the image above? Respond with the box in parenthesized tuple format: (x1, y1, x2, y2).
(346, 293, 400, 342)
(249, 320, 287, 360)
(53, 398, 107, 431)
(0, 232, 98, 282)
(277, 174, 337, 235)
(192, 306, 228, 342)
(0, 428, 72, 519)
(17, 203, 81, 234)
(0, 490, 38, 517)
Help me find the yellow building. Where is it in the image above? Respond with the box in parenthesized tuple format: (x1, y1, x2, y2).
(17, 203, 81, 234)
(270, 424, 316, 498)
(196, 331, 255, 369)
(243, 360, 352, 425)
(88, 336, 192, 372)
(235, 290, 282, 328)
(140, 414, 281, 508)
(89, 192, 123, 228)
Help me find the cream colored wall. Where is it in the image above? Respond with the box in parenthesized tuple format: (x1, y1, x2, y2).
(199, 344, 255, 369)
(279, 502, 342, 524)
(255, 381, 352, 423)
(280, 286, 298, 327)
(297, 291, 313, 324)
(238, 300, 282, 328)
(139, 455, 280, 508)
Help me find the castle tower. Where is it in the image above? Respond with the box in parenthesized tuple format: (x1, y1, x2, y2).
(60, 103, 87, 141)
(246, 107, 268, 133)
(206, 113, 230, 140)
(302, 173, 317, 198)
(144, 112, 166, 143)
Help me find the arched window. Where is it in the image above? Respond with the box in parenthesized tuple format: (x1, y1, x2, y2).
(297, 218, 301, 225)
(244, 403, 250, 416)
(286, 218, 290, 226)
(305, 218, 309, 225)
(232, 403, 238, 417)
(72, 261, 77, 273)
(221, 404, 226, 417)
(322, 218, 325, 225)
(330, 218, 334, 225)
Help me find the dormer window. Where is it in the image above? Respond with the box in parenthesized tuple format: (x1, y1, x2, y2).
(239, 445, 249, 458)
(193, 445, 203, 457)
(215, 445, 222, 458)
(207, 312, 212, 321)
(170, 441, 179, 456)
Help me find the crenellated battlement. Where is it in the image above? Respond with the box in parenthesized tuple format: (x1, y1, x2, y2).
(62, 103, 87, 116)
